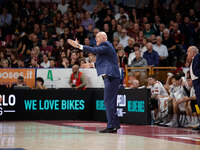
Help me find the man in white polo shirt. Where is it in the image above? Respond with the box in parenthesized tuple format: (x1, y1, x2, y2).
(153, 36, 168, 66)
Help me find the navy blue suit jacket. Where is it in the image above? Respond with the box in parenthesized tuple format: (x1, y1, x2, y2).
(83, 41, 120, 77)
(192, 53, 200, 79)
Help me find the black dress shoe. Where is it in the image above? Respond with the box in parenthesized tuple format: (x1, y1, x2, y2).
(192, 125, 200, 131)
(99, 128, 118, 133)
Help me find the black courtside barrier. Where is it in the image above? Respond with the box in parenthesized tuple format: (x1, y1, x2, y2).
(0, 89, 151, 125)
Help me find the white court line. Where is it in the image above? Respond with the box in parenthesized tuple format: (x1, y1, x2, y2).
(4, 110, 16, 113)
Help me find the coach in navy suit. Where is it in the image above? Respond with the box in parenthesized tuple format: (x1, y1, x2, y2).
(68, 32, 120, 133)
(187, 46, 200, 131)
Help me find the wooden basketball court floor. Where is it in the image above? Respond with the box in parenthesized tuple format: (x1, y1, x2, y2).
(0, 121, 200, 150)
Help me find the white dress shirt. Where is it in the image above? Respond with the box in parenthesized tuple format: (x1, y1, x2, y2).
(190, 57, 198, 80)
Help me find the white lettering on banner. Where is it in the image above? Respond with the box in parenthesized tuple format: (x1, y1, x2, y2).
(0, 71, 33, 79)
(117, 95, 126, 117)
(0, 94, 16, 116)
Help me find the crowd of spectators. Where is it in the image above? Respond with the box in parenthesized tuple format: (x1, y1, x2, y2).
(0, 0, 199, 129)
(0, 0, 200, 70)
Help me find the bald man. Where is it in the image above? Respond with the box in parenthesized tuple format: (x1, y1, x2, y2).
(187, 46, 200, 131)
(68, 32, 121, 133)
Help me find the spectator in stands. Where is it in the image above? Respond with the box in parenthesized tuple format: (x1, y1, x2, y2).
(60, 27, 73, 42)
(111, 18, 117, 34)
(144, 23, 155, 39)
(1, 59, 10, 68)
(85, 53, 96, 64)
(119, 28, 130, 48)
(129, 50, 148, 85)
(155, 23, 165, 36)
(136, 30, 145, 45)
(130, 50, 147, 68)
(40, 54, 50, 68)
(117, 50, 128, 70)
(43, 31, 54, 47)
(79, 58, 86, 68)
(17, 58, 25, 68)
(0, 50, 6, 67)
(40, 38, 53, 57)
(103, 23, 113, 42)
(150, 34, 156, 44)
(30, 58, 42, 68)
(152, 15, 161, 32)
(57, 0, 69, 15)
(87, 24, 94, 40)
(76, 25, 88, 45)
(128, 43, 140, 66)
(113, 24, 122, 39)
(124, 38, 135, 56)
(121, 15, 129, 29)
(112, 37, 119, 51)
(50, 3, 58, 20)
(140, 38, 147, 55)
(162, 29, 177, 66)
(17, 20, 29, 36)
(143, 42, 159, 67)
(40, 7, 54, 34)
(69, 51, 79, 67)
(0, 7, 12, 39)
(34, 77, 47, 90)
(129, 23, 140, 40)
(56, 22, 65, 37)
(180, 16, 195, 48)
(153, 36, 168, 66)
(49, 57, 56, 68)
(81, 11, 95, 31)
(69, 64, 87, 90)
(170, 22, 185, 66)
(91, 6, 100, 26)
(10, 52, 19, 68)
(60, 56, 70, 68)
(54, 38, 67, 60)
(108, 0, 119, 13)
(90, 28, 99, 46)
(82, 0, 95, 13)
(115, 6, 129, 21)
(10, 32, 22, 54)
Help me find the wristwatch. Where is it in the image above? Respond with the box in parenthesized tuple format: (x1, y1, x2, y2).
(76, 44, 80, 49)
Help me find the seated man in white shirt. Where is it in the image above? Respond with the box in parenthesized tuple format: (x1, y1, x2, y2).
(165, 75, 188, 127)
(147, 75, 169, 123)
(153, 36, 168, 66)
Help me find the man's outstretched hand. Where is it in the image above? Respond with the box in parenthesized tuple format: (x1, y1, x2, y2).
(67, 39, 80, 49)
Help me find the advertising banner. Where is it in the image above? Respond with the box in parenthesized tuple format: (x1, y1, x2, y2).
(0, 89, 151, 125)
(94, 89, 151, 125)
(0, 68, 36, 88)
(36, 68, 105, 88)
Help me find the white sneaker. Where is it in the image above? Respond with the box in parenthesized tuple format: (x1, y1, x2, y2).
(165, 120, 178, 127)
(183, 122, 194, 128)
(191, 122, 200, 128)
